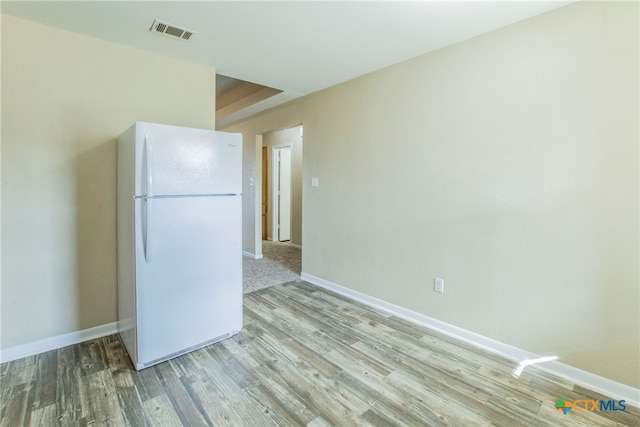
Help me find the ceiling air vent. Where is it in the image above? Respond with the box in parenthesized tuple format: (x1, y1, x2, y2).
(150, 19, 195, 41)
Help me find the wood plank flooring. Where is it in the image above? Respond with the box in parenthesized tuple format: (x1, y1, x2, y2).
(2, 281, 638, 426)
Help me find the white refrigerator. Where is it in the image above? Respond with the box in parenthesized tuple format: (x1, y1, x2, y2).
(117, 122, 243, 370)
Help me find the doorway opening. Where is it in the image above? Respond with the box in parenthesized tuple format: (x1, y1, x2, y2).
(244, 125, 302, 294)
(261, 125, 303, 247)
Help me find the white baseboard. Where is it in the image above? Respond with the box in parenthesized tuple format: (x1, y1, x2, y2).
(0, 321, 119, 364)
(243, 250, 263, 259)
(300, 272, 640, 408)
(288, 243, 302, 249)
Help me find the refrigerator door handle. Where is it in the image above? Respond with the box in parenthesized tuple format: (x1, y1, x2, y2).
(145, 198, 153, 263)
(145, 133, 154, 197)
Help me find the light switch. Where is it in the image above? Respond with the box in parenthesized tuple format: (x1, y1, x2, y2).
(311, 177, 319, 188)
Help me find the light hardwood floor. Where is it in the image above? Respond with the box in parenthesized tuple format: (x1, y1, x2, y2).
(2, 282, 638, 426)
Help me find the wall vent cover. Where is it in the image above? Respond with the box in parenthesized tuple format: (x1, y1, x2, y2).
(150, 19, 195, 41)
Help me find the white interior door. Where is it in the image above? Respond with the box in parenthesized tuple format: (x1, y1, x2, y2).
(276, 148, 291, 241)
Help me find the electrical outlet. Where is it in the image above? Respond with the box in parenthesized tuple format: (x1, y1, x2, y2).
(434, 277, 444, 293)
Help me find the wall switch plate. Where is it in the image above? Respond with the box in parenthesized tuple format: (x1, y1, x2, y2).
(311, 177, 319, 188)
(434, 277, 444, 293)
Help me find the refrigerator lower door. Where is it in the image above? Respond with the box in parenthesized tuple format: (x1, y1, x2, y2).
(134, 195, 242, 368)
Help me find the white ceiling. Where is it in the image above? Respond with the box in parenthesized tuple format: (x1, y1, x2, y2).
(2, 1, 573, 127)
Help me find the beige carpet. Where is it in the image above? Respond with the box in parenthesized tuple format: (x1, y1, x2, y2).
(243, 241, 301, 294)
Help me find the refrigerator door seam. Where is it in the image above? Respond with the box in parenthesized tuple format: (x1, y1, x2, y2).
(135, 193, 242, 199)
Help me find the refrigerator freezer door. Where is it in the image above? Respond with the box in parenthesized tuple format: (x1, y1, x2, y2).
(135, 123, 242, 197)
(134, 195, 242, 367)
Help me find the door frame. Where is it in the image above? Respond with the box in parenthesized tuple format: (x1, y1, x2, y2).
(261, 146, 268, 241)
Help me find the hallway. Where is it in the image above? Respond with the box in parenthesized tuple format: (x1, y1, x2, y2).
(243, 241, 301, 294)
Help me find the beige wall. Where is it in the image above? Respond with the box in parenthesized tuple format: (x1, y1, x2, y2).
(1, 15, 216, 349)
(225, 1, 639, 387)
(263, 126, 303, 246)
